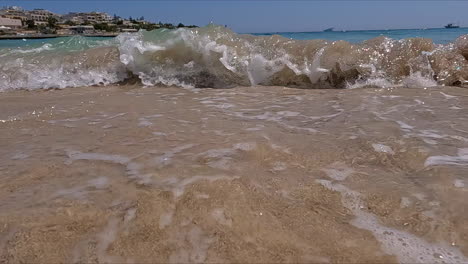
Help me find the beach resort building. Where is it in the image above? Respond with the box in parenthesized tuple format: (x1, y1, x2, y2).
(69, 25, 95, 34)
(28, 9, 60, 25)
(62, 12, 112, 24)
(0, 17, 22, 29)
(0, 6, 28, 22)
(1, 7, 60, 26)
(61, 13, 84, 24)
(121, 28, 138, 32)
(85, 12, 112, 23)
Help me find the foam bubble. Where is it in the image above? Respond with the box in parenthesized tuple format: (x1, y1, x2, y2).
(11, 153, 30, 160)
(322, 162, 354, 181)
(211, 208, 232, 227)
(454, 179, 465, 188)
(233, 142, 257, 151)
(159, 210, 174, 229)
(88, 177, 109, 189)
(152, 144, 196, 168)
(372, 143, 395, 155)
(3, 29, 468, 91)
(317, 179, 468, 263)
(425, 148, 468, 167)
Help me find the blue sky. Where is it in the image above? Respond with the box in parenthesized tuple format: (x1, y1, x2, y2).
(1, 1, 467, 33)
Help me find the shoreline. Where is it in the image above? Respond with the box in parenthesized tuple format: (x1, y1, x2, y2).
(0, 84, 468, 262)
(0, 33, 119, 40)
(250, 26, 468, 35)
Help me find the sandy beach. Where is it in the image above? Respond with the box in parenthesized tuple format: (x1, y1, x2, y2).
(1, 84, 467, 263)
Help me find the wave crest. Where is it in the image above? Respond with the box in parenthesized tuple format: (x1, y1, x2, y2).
(2, 25, 468, 91)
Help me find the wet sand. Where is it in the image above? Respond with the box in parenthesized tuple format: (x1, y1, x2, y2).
(1, 85, 468, 263)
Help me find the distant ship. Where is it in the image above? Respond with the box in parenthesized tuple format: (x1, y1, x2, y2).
(445, 23, 460, 29)
(323, 27, 334, 32)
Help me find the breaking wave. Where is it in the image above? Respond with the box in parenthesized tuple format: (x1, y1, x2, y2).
(2, 24, 468, 91)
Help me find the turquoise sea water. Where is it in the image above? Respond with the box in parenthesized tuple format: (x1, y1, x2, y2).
(254, 27, 468, 44)
(2, 25, 468, 90)
(0, 36, 116, 50)
(1, 27, 468, 49)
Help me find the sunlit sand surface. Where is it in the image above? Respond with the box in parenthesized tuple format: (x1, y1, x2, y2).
(1, 85, 468, 263)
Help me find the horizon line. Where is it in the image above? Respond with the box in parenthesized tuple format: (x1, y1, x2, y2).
(242, 26, 467, 34)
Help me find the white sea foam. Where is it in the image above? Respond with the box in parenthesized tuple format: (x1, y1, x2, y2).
(152, 144, 195, 168)
(138, 119, 152, 127)
(233, 142, 257, 151)
(159, 210, 174, 229)
(152, 131, 167, 136)
(3, 27, 468, 90)
(11, 153, 30, 160)
(396, 121, 414, 130)
(88, 177, 109, 189)
(168, 226, 215, 263)
(372, 143, 395, 155)
(322, 162, 354, 181)
(211, 208, 232, 227)
(157, 175, 239, 198)
(400, 197, 412, 208)
(66, 150, 130, 165)
(317, 179, 468, 263)
(402, 72, 437, 88)
(271, 161, 287, 171)
(454, 179, 465, 188)
(96, 217, 122, 263)
(65, 150, 148, 184)
(440, 92, 457, 99)
(197, 148, 236, 170)
(425, 148, 468, 167)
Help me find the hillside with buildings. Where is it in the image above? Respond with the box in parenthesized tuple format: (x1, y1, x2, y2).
(0, 6, 197, 37)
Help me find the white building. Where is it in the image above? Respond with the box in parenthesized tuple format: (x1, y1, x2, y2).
(121, 28, 138, 32)
(62, 12, 111, 24)
(69, 25, 95, 34)
(86, 12, 112, 23)
(28, 9, 59, 23)
(0, 6, 28, 21)
(0, 17, 22, 29)
(61, 13, 83, 24)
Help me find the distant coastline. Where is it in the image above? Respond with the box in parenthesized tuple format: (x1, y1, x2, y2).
(0, 6, 197, 39)
(249, 27, 468, 35)
(0, 33, 119, 40)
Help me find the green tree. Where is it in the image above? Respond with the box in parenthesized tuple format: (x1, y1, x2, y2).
(177, 23, 185, 28)
(25, 19, 35, 29)
(64, 20, 76, 26)
(38, 24, 54, 34)
(141, 23, 159, 31)
(93, 23, 105, 31)
(47, 16, 58, 29)
(163, 23, 174, 29)
(107, 25, 117, 32)
(93, 23, 117, 32)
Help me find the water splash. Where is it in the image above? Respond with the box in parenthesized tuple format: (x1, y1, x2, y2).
(3, 25, 468, 91)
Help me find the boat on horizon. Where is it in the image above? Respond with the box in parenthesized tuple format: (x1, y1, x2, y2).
(323, 27, 334, 32)
(445, 23, 460, 29)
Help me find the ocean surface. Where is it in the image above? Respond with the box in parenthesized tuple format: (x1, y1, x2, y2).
(1, 25, 468, 91)
(2, 25, 468, 263)
(254, 27, 468, 44)
(2, 27, 468, 49)
(2, 83, 468, 263)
